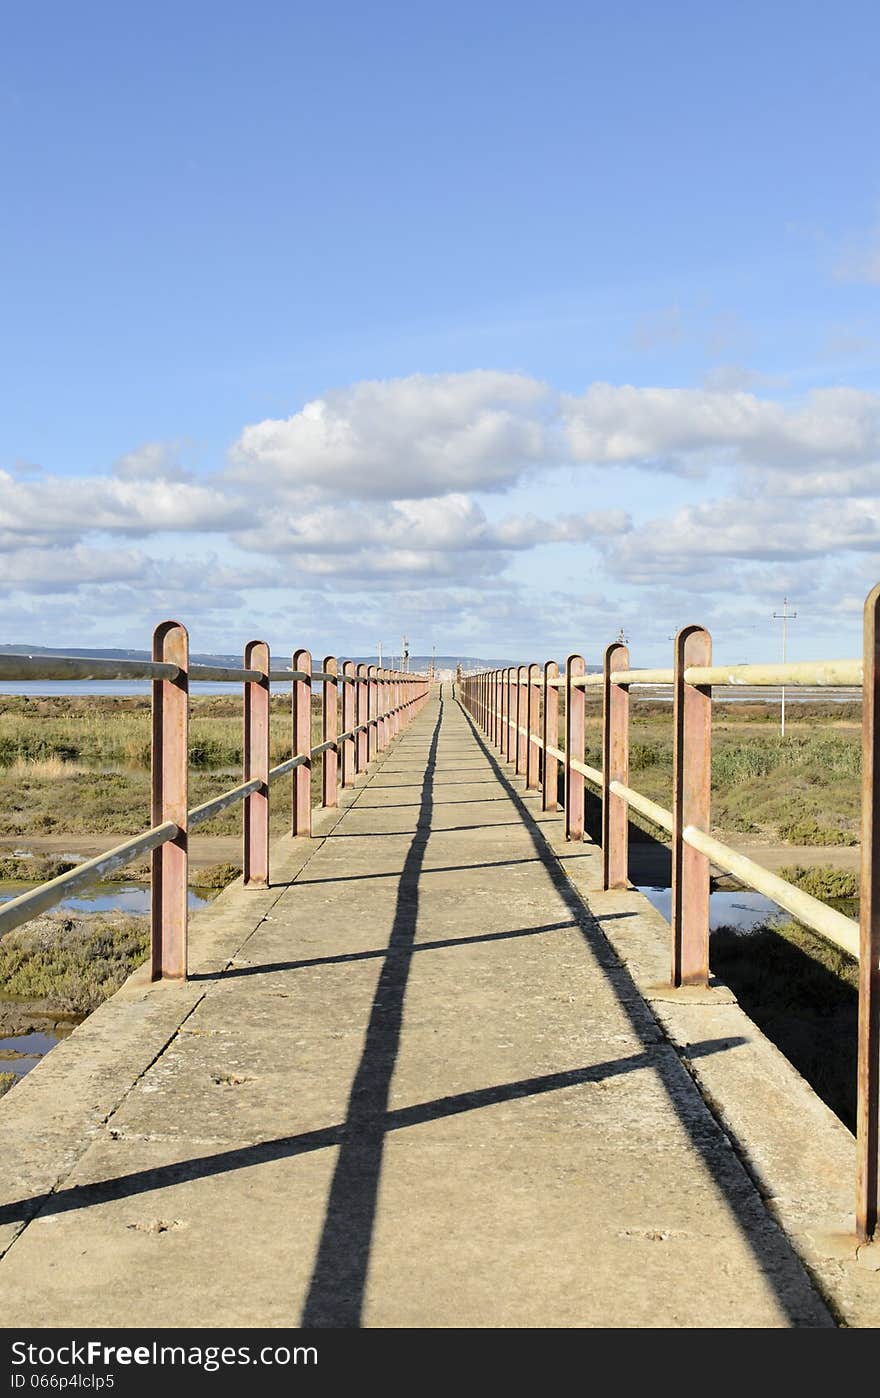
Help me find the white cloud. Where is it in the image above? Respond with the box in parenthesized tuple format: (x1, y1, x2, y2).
(229, 370, 553, 500)
(0, 544, 149, 593)
(562, 383, 880, 474)
(0, 471, 246, 538)
(113, 441, 193, 482)
(602, 496, 880, 584)
(6, 370, 880, 653)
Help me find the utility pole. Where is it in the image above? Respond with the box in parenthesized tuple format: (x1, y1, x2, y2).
(378, 641, 382, 668)
(773, 597, 797, 737)
(401, 635, 409, 673)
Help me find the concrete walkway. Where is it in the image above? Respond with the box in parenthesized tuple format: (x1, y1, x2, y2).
(0, 686, 840, 1326)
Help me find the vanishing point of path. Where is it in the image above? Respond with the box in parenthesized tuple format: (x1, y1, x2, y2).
(0, 686, 832, 1327)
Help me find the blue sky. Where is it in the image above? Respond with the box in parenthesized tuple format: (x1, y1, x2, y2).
(1, 0, 878, 663)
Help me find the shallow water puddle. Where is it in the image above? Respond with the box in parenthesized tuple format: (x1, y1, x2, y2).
(0, 1029, 68, 1078)
(638, 886, 783, 934)
(0, 881, 214, 914)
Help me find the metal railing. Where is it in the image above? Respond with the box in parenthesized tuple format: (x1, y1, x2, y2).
(0, 623, 430, 983)
(459, 583, 880, 1245)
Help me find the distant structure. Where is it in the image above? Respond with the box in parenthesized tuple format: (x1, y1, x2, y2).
(773, 597, 798, 737)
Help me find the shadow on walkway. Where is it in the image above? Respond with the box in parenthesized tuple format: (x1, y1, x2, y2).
(454, 697, 823, 1327)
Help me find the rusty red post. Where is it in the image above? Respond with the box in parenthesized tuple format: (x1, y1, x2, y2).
(602, 641, 630, 890)
(322, 655, 338, 808)
(379, 669, 389, 750)
(494, 669, 502, 748)
(243, 640, 270, 888)
(356, 663, 368, 773)
(671, 626, 712, 986)
(543, 660, 559, 811)
(342, 660, 356, 786)
(516, 665, 527, 775)
(500, 669, 509, 759)
(368, 664, 378, 761)
(858, 584, 880, 1242)
(565, 654, 585, 841)
(527, 662, 540, 789)
(292, 648, 312, 837)
(151, 621, 188, 980)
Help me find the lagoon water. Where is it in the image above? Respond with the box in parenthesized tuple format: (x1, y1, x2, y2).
(0, 1029, 70, 1079)
(0, 681, 244, 697)
(0, 881, 213, 915)
(638, 886, 783, 934)
(0, 881, 217, 1084)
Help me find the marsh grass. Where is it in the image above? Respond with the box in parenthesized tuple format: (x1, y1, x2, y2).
(0, 700, 328, 836)
(553, 704, 862, 844)
(0, 693, 862, 844)
(0, 695, 327, 770)
(777, 864, 859, 900)
(0, 912, 149, 1015)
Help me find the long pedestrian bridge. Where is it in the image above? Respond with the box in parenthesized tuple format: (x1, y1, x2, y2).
(1, 615, 880, 1327)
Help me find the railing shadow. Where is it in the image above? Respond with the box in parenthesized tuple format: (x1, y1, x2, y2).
(299, 689, 444, 1326)
(456, 698, 830, 1328)
(0, 1040, 743, 1229)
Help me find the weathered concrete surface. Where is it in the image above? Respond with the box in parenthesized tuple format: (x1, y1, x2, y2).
(0, 687, 854, 1327)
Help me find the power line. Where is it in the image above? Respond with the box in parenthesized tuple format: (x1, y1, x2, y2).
(772, 596, 798, 737)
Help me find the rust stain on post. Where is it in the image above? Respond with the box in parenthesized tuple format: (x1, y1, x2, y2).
(527, 663, 540, 789)
(377, 669, 387, 751)
(292, 648, 312, 837)
(505, 668, 514, 762)
(858, 584, 880, 1241)
(543, 661, 559, 811)
(565, 654, 585, 841)
(671, 626, 712, 986)
(391, 672, 399, 740)
(356, 664, 368, 772)
(243, 640, 270, 888)
(342, 661, 356, 785)
(368, 665, 378, 761)
(500, 669, 509, 759)
(151, 621, 188, 980)
(322, 656, 338, 807)
(516, 665, 527, 775)
(603, 642, 630, 890)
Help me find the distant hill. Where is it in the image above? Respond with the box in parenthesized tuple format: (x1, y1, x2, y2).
(0, 643, 517, 672)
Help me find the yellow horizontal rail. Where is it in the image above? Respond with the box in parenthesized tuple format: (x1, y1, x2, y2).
(473, 692, 859, 960)
(0, 822, 178, 936)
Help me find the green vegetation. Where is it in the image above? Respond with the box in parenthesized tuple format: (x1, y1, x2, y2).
(576, 701, 862, 846)
(0, 694, 322, 770)
(0, 853, 77, 881)
(0, 695, 330, 838)
(777, 864, 859, 900)
(196, 862, 242, 888)
(712, 917, 858, 1130)
(0, 1073, 15, 1098)
(0, 912, 149, 1015)
(776, 818, 857, 846)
